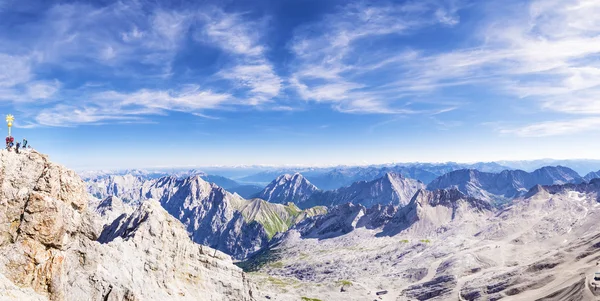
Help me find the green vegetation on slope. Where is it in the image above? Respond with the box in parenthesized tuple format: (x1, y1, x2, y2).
(238, 199, 327, 239)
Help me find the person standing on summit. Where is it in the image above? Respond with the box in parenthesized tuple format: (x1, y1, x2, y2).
(22, 138, 27, 148)
(15, 142, 20, 154)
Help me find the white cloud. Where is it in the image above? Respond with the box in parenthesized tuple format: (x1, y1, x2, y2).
(101, 86, 232, 111)
(35, 86, 233, 127)
(198, 8, 282, 103)
(35, 105, 145, 127)
(199, 10, 264, 57)
(26, 80, 60, 99)
(289, 1, 465, 114)
(0, 2, 285, 125)
(220, 64, 282, 103)
(287, 0, 600, 134)
(500, 117, 600, 137)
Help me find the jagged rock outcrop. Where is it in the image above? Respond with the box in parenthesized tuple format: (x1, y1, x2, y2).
(401, 275, 457, 300)
(255, 173, 319, 205)
(0, 150, 255, 301)
(427, 166, 584, 202)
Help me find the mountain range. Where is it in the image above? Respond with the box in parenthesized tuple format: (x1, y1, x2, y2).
(254, 172, 425, 209)
(80, 161, 600, 300)
(427, 166, 584, 202)
(237, 162, 510, 189)
(7, 150, 600, 300)
(240, 175, 600, 300)
(87, 174, 326, 259)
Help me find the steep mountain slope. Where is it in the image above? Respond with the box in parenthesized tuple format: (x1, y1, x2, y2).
(303, 172, 425, 209)
(140, 175, 270, 259)
(255, 173, 319, 204)
(87, 174, 148, 203)
(427, 166, 583, 202)
(0, 150, 254, 301)
(239, 199, 326, 239)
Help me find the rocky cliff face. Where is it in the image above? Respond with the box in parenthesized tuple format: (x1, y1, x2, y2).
(0, 150, 255, 301)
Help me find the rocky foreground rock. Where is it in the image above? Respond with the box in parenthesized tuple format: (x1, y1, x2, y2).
(0, 150, 255, 301)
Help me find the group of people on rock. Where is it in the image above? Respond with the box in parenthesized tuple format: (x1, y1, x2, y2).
(5, 137, 29, 153)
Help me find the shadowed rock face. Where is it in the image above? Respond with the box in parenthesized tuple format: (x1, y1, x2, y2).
(0, 150, 255, 301)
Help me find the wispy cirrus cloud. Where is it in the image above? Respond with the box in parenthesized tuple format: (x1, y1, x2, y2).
(288, 0, 600, 136)
(0, 1, 284, 126)
(198, 9, 282, 104)
(500, 117, 600, 137)
(2, 0, 597, 136)
(35, 85, 232, 126)
(386, 0, 600, 136)
(289, 1, 466, 114)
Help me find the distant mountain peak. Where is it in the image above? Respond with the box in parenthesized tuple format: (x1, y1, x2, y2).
(255, 173, 319, 204)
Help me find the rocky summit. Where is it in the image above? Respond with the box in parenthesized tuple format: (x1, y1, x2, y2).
(0, 150, 255, 301)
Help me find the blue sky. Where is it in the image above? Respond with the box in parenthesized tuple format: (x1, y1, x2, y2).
(0, 0, 599, 169)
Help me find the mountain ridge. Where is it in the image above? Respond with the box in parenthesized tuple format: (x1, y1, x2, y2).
(427, 165, 584, 202)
